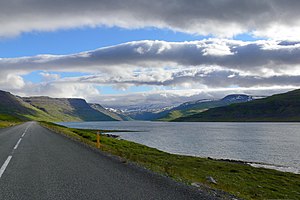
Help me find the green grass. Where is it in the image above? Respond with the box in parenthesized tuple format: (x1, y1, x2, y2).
(40, 121, 300, 200)
(0, 121, 19, 128)
(0, 114, 21, 121)
(0, 114, 22, 128)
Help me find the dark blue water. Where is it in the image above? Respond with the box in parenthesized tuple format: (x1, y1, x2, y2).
(58, 121, 300, 173)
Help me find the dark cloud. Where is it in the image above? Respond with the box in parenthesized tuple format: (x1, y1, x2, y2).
(1, 1, 300, 39)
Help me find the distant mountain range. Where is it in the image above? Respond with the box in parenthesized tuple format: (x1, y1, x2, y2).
(174, 89, 300, 122)
(156, 94, 254, 121)
(123, 94, 254, 121)
(89, 103, 133, 121)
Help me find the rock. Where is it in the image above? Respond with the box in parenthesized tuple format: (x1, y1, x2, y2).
(191, 182, 201, 188)
(206, 176, 217, 184)
(103, 134, 120, 138)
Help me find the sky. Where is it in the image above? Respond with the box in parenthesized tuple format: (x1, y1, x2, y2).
(1, 0, 300, 109)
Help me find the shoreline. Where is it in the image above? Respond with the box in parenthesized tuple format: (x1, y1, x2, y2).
(41, 121, 300, 200)
(104, 132, 300, 175)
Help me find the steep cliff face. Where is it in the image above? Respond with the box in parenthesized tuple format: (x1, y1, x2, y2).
(22, 97, 117, 122)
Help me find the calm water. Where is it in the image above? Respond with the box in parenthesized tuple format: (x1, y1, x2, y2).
(59, 121, 300, 173)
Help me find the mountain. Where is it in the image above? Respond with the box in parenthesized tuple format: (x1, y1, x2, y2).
(109, 105, 174, 121)
(125, 110, 168, 121)
(22, 97, 117, 122)
(174, 89, 300, 122)
(157, 94, 253, 121)
(0, 90, 56, 122)
(119, 94, 253, 121)
(89, 103, 132, 121)
(0, 90, 123, 123)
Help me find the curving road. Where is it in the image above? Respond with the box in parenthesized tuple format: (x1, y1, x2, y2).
(0, 122, 220, 200)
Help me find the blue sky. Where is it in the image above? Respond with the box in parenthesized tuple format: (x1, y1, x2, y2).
(0, 1, 299, 108)
(0, 27, 262, 58)
(0, 27, 204, 57)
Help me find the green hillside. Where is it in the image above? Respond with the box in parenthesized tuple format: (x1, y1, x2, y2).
(0, 90, 120, 125)
(174, 89, 300, 122)
(22, 97, 117, 122)
(157, 101, 222, 121)
(0, 90, 57, 122)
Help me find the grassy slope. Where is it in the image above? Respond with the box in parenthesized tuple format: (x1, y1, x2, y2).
(0, 90, 120, 125)
(158, 101, 223, 121)
(0, 118, 20, 128)
(0, 91, 57, 125)
(23, 97, 116, 122)
(175, 89, 300, 122)
(41, 122, 300, 200)
(0, 113, 22, 128)
(158, 109, 208, 121)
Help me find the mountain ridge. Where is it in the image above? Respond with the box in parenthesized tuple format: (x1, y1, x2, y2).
(156, 94, 253, 121)
(0, 90, 121, 122)
(0, 90, 57, 122)
(117, 94, 254, 121)
(174, 89, 300, 122)
(89, 103, 133, 121)
(22, 96, 117, 122)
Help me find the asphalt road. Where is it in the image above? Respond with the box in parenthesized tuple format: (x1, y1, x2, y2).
(0, 122, 221, 200)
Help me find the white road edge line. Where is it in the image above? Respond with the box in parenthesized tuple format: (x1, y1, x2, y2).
(0, 156, 12, 178)
(14, 138, 22, 150)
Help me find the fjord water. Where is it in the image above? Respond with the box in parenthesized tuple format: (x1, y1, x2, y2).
(59, 121, 300, 173)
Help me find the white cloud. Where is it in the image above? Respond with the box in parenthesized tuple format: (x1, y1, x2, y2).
(11, 81, 100, 102)
(40, 72, 60, 81)
(0, 74, 25, 90)
(1, 39, 300, 77)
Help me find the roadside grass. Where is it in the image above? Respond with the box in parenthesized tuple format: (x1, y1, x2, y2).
(0, 114, 22, 128)
(40, 121, 300, 200)
(0, 121, 19, 128)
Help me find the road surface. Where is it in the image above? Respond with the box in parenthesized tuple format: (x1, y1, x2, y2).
(0, 122, 221, 200)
